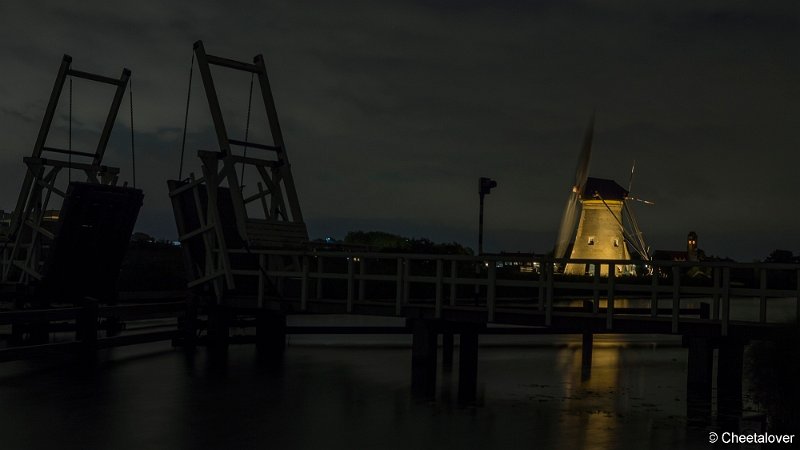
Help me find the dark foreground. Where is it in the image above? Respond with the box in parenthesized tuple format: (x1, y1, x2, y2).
(0, 332, 743, 450)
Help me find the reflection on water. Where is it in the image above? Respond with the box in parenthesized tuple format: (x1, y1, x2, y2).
(562, 297, 798, 323)
(0, 334, 725, 450)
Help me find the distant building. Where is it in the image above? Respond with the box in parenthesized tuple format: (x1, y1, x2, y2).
(489, 252, 540, 273)
(653, 231, 705, 263)
(652, 231, 710, 277)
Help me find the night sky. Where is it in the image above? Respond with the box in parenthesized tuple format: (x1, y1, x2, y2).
(0, 1, 798, 261)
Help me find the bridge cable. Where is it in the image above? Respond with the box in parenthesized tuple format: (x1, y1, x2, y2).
(68, 76, 72, 184)
(596, 193, 647, 259)
(129, 77, 136, 188)
(178, 52, 195, 181)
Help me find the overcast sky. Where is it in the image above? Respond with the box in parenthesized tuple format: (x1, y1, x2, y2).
(0, 0, 798, 260)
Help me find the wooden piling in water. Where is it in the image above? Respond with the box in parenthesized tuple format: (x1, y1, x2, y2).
(581, 300, 593, 380)
(458, 326, 480, 404)
(685, 336, 714, 424)
(256, 310, 287, 363)
(717, 339, 744, 428)
(442, 332, 454, 370)
(76, 298, 98, 361)
(207, 304, 230, 358)
(410, 319, 438, 399)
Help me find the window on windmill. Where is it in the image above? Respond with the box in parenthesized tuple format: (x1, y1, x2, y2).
(587, 236, 595, 245)
(614, 238, 619, 247)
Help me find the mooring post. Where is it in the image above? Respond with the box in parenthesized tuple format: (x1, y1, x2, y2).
(256, 309, 287, 363)
(410, 319, 439, 399)
(180, 293, 199, 349)
(581, 332, 593, 381)
(458, 325, 480, 404)
(717, 339, 744, 429)
(685, 336, 713, 424)
(207, 304, 229, 357)
(76, 298, 98, 360)
(581, 300, 593, 381)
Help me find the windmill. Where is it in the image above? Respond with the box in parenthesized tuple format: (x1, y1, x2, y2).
(553, 118, 652, 276)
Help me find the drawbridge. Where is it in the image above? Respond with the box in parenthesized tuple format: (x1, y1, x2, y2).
(1, 55, 143, 305)
(168, 41, 308, 304)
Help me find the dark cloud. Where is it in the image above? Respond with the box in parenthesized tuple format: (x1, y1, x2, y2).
(0, 0, 798, 260)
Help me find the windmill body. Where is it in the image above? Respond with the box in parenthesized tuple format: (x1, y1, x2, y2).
(564, 177, 631, 276)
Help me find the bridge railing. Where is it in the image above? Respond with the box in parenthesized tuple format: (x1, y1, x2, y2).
(223, 249, 800, 336)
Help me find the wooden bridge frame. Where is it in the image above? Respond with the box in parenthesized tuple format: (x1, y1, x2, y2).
(1, 55, 130, 285)
(168, 41, 308, 302)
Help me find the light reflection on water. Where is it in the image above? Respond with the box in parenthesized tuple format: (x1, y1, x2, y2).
(0, 333, 726, 450)
(560, 297, 798, 323)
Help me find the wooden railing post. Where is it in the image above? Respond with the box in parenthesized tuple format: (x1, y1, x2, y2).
(650, 265, 658, 317)
(395, 257, 403, 315)
(606, 263, 615, 330)
(722, 267, 731, 336)
(257, 254, 265, 307)
(358, 257, 366, 302)
(672, 265, 680, 333)
(759, 267, 767, 323)
(449, 260, 457, 306)
(435, 259, 443, 318)
(346, 257, 355, 313)
(300, 256, 309, 311)
(593, 268, 601, 314)
(316, 256, 323, 300)
(712, 267, 720, 320)
(796, 268, 800, 325)
(487, 261, 496, 322)
(538, 261, 545, 312)
(545, 261, 554, 326)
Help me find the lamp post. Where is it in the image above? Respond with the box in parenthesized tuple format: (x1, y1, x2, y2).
(478, 177, 497, 255)
(475, 177, 497, 304)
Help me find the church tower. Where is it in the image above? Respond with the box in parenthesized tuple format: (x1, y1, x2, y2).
(687, 231, 698, 261)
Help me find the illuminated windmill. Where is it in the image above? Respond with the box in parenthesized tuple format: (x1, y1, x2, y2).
(553, 118, 651, 276)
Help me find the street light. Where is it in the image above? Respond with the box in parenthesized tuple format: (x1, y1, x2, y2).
(478, 177, 497, 256)
(476, 177, 497, 305)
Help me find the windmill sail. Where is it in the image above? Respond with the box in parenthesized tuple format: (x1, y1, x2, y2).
(553, 116, 594, 259)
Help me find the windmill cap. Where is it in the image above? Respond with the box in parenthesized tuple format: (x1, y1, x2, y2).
(583, 177, 628, 201)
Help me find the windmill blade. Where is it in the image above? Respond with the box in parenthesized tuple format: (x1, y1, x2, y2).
(574, 114, 594, 193)
(554, 114, 595, 259)
(626, 196, 655, 205)
(554, 191, 580, 259)
(628, 159, 636, 192)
